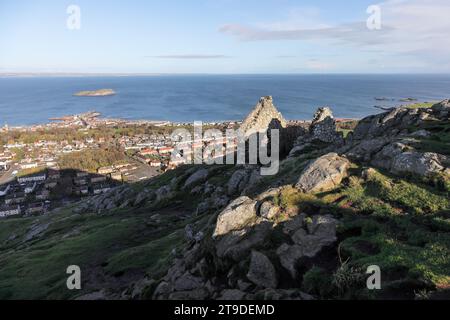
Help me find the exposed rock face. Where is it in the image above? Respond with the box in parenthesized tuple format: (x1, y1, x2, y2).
(227, 169, 250, 195)
(240, 96, 287, 137)
(184, 169, 209, 189)
(432, 99, 450, 118)
(277, 215, 338, 278)
(371, 143, 445, 177)
(213, 196, 258, 238)
(74, 185, 135, 214)
(246, 251, 278, 289)
(295, 153, 351, 193)
(343, 101, 450, 179)
(24, 223, 50, 242)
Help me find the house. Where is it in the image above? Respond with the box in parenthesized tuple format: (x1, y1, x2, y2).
(4, 192, 26, 205)
(48, 169, 61, 180)
(0, 206, 21, 218)
(17, 173, 47, 184)
(0, 161, 9, 171)
(158, 146, 174, 155)
(114, 163, 129, 169)
(76, 171, 89, 178)
(149, 161, 162, 167)
(92, 184, 111, 195)
(24, 182, 37, 194)
(27, 202, 44, 215)
(35, 189, 50, 200)
(91, 176, 107, 184)
(140, 148, 159, 156)
(0, 185, 11, 197)
(98, 166, 114, 175)
(45, 180, 58, 189)
(20, 162, 39, 170)
(74, 178, 87, 186)
(111, 172, 123, 181)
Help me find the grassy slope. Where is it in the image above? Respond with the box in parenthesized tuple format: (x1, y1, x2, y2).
(276, 168, 449, 298)
(0, 165, 207, 300)
(0, 126, 448, 300)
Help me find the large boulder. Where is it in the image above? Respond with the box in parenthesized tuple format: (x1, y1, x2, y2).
(247, 251, 278, 289)
(431, 99, 450, 119)
(345, 137, 389, 162)
(277, 215, 338, 279)
(295, 153, 351, 193)
(227, 169, 250, 195)
(370, 142, 446, 177)
(390, 152, 445, 177)
(213, 196, 258, 238)
(215, 222, 273, 261)
(184, 169, 209, 189)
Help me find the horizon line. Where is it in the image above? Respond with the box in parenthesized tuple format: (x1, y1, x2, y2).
(2, 72, 450, 77)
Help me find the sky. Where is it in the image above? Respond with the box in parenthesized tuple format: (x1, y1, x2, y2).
(0, 0, 449, 74)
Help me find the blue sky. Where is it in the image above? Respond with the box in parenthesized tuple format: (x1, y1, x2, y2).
(1, 0, 449, 73)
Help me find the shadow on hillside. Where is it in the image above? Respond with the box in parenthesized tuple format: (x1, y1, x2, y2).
(0, 167, 126, 218)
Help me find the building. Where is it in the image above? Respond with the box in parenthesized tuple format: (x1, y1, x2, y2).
(140, 148, 159, 156)
(48, 170, 61, 180)
(45, 180, 58, 189)
(92, 184, 111, 195)
(17, 173, 47, 184)
(35, 189, 50, 200)
(0, 206, 21, 218)
(0, 185, 11, 197)
(27, 202, 45, 215)
(149, 161, 162, 167)
(20, 162, 39, 170)
(24, 182, 37, 194)
(91, 176, 107, 184)
(4, 192, 26, 205)
(111, 172, 123, 181)
(98, 166, 114, 175)
(74, 178, 88, 186)
(158, 147, 174, 155)
(76, 171, 89, 178)
(0, 161, 9, 171)
(74, 186, 89, 196)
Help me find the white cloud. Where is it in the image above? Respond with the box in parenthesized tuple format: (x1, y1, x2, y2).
(219, 0, 450, 70)
(150, 54, 230, 59)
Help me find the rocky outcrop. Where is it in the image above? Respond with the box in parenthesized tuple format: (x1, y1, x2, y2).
(295, 153, 351, 193)
(371, 143, 445, 177)
(184, 169, 209, 189)
(213, 196, 258, 238)
(227, 169, 250, 195)
(240, 96, 287, 137)
(277, 214, 338, 278)
(343, 101, 449, 179)
(246, 251, 278, 289)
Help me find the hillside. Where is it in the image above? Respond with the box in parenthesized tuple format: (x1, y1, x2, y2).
(0, 98, 449, 300)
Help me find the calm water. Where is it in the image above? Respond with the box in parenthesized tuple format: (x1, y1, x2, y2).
(1, 74, 450, 126)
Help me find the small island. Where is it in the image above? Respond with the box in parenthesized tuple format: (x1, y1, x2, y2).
(74, 89, 116, 97)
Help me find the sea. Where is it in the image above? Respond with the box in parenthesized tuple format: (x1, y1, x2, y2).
(1, 74, 450, 126)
